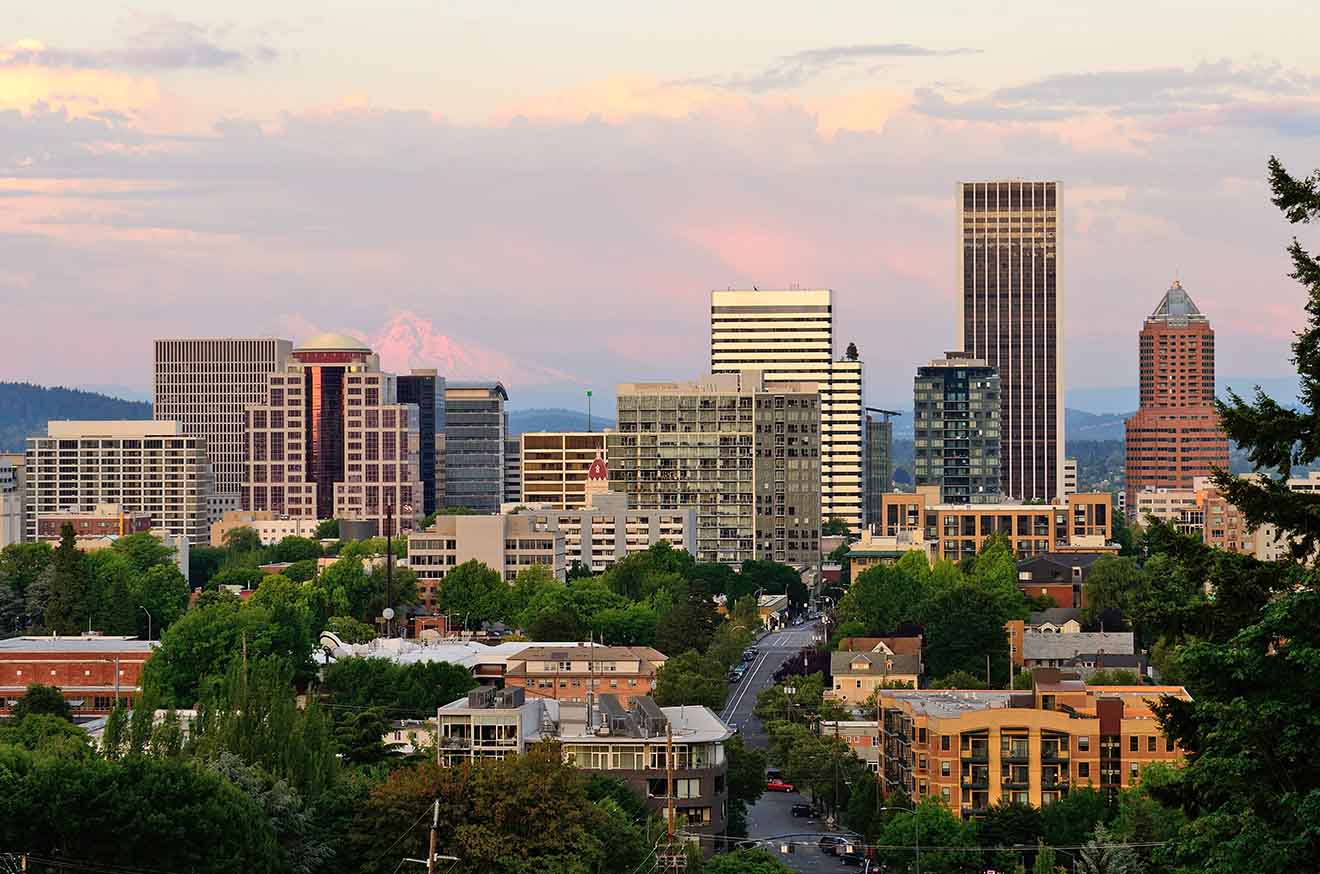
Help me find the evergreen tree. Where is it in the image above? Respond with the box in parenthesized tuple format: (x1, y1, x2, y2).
(45, 523, 92, 634)
(88, 550, 139, 636)
(1214, 157, 1320, 561)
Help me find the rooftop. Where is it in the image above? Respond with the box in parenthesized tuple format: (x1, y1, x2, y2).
(294, 331, 370, 352)
(878, 689, 1018, 718)
(1148, 280, 1208, 326)
(1027, 608, 1084, 627)
(1024, 631, 1135, 661)
(0, 635, 157, 654)
(831, 650, 922, 676)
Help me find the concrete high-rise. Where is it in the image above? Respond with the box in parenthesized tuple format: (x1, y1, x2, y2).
(504, 437, 522, 506)
(397, 370, 446, 517)
(242, 333, 422, 534)
(710, 289, 864, 532)
(608, 372, 821, 567)
(957, 181, 1064, 501)
(153, 338, 292, 521)
(1124, 281, 1228, 513)
(443, 382, 508, 514)
(24, 421, 211, 544)
(913, 353, 1001, 504)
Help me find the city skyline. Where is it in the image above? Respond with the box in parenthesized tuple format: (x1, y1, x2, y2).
(2, 5, 1318, 411)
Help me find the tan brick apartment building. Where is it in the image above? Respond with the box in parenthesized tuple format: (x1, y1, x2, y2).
(874, 489, 1113, 562)
(858, 677, 1189, 818)
(503, 645, 667, 706)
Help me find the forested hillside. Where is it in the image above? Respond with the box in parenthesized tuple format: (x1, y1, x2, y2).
(0, 382, 152, 451)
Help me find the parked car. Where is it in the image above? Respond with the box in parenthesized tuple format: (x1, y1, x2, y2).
(838, 851, 868, 868)
(790, 803, 813, 818)
(729, 722, 739, 734)
(742, 650, 756, 663)
(766, 778, 796, 792)
(727, 670, 741, 682)
(818, 836, 848, 856)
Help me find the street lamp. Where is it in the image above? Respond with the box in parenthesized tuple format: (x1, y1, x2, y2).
(876, 804, 919, 874)
(138, 605, 152, 641)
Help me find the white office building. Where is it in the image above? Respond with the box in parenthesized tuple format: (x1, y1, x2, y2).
(710, 289, 864, 533)
(153, 338, 292, 521)
(24, 421, 211, 545)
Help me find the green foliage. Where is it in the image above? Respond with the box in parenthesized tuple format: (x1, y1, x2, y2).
(213, 565, 266, 591)
(143, 593, 316, 706)
(875, 796, 974, 874)
(929, 670, 990, 690)
(131, 562, 190, 639)
(1082, 556, 1143, 626)
(284, 558, 319, 582)
(655, 577, 721, 654)
(189, 545, 228, 588)
(0, 742, 282, 872)
(0, 541, 53, 600)
(350, 744, 648, 874)
(1087, 668, 1141, 686)
(223, 526, 265, 555)
(334, 708, 396, 765)
(435, 559, 508, 628)
(110, 532, 176, 573)
(765, 722, 870, 817)
(314, 518, 340, 539)
(269, 536, 322, 563)
(739, 558, 807, 606)
(10, 683, 73, 722)
(87, 549, 139, 635)
(191, 657, 337, 800)
(838, 560, 932, 632)
(45, 523, 92, 634)
(321, 656, 477, 719)
(822, 517, 852, 536)
(0, 712, 92, 757)
(702, 849, 791, 873)
(977, 801, 1045, 869)
(725, 733, 767, 837)
(923, 585, 1012, 686)
(206, 752, 333, 874)
(325, 615, 375, 644)
(1013, 669, 1035, 690)
(652, 649, 728, 709)
(594, 602, 659, 646)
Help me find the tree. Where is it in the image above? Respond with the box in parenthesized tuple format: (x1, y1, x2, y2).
(655, 578, 720, 655)
(929, 670, 990, 690)
(1213, 157, 1320, 562)
(0, 746, 283, 872)
(739, 558, 807, 606)
(0, 541, 53, 600)
(725, 733, 768, 836)
(1040, 787, 1113, 848)
(838, 560, 932, 634)
(652, 649, 727, 709)
(822, 517, 851, 536)
(284, 558, 318, 582)
(529, 606, 582, 640)
(967, 539, 1030, 620)
(110, 532, 176, 573)
(349, 744, 648, 874)
(325, 615, 375, 644)
(86, 549, 138, 635)
(45, 523, 92, 635)
(191, 657, 337, 800)
(1077, 823, 1144, 874)
(212, 565, 266, 591)
(977, 801, 1045, 870)
(0, 712, 93, 758)
(269, 536, 321, 563)
(334, 707, 396, 765)
(314, 518, 340, 539)
(130, 562, 190, 639)
(1083, 556, 1144, 626)
(845, 341, 859, 361)
(189, 545, 227, 589)
(223, 526, 264, 555)
(923, 586, 1012, 686)
(703, 849, 791, 873)
(594, 602, 658, 646)
(321, 657, 476, 718)
(318, 557, 375, 621)
(11, 683, 73, 722)
(875, 797, 972, 874)
(1087, 668, 1140, 686)
(435, 560, 508, 628)
(206, 752, 333, 874)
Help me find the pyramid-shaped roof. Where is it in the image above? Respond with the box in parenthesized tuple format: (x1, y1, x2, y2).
(1149, 280, 1207, 325)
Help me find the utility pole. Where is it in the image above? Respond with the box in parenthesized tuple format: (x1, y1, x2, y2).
(986, 653, 991, 688)
(435, 706, 442, 768)
(426, 799, 439, 874)
(386, 503, 395, 638)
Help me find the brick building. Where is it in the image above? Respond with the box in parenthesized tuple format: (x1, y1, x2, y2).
(503, 645, 668, 706)
(0, 635, 157, 717)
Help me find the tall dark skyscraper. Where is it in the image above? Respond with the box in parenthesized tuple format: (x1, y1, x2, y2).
(957, 180, 1064, 501)
(397, 369, 446, 517)
(864, 412, 893, 525)
(913, 353, 1001, 504)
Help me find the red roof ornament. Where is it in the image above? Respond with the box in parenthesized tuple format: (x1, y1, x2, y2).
(587, 457, 608, 480)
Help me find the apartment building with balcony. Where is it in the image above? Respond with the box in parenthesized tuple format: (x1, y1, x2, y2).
(24, 421, 211, 545)
(866, 676, 1189, 818)
(503, 645, 668, 706)
(609, 372, 821, 567)
(874, 488, 1113, 563)
(547, 489, 695, 574)
(913, 353, 1001, 504)
(429, 689, 733, 850)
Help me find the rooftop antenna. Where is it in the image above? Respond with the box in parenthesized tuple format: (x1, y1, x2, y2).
(586, 389, 593, 432)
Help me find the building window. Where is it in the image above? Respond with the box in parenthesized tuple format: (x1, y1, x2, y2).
(1129, 736, 1139, 753)
(940, 761, 950, 777)
(1078, 762, 1090, 778)
(1165, 737, 1175, 753)
(941, 735, 950, 752)
(1077, 736, 1090, 752)
(1147, 736, 1157, 753)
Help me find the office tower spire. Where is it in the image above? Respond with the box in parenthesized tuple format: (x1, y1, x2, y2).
(958, 180, 1065, 501)
(1124, 280, 1228, 513)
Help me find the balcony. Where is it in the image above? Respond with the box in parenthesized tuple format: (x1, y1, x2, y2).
(961, 746, 989, 764)
(1042, 748, 1069, 764)
(1001, 742, 1030, 763)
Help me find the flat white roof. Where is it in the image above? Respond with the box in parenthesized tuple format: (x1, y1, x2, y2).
(0, 636, 157, 654)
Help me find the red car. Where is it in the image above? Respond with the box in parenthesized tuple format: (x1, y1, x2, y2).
(766, 778, 796, 792)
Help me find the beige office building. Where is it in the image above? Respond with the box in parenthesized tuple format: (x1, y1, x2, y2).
(550, 490, 695, 573)
(520, 431, 609, 509)
(710, 289, 864, 532)
(153, 338, 292, 521)
(242, 333, 423, 536)
(609, 372, 821, 566)
(408, 513, 566, 607)
(24, 421, 211, 544)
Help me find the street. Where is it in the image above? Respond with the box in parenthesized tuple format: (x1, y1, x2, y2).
(724, 619, 863, 872)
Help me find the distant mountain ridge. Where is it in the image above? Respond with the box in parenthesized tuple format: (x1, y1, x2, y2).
(507, 408, 615, 436)
(0, 382, 153, 452)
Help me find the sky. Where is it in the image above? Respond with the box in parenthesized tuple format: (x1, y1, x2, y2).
(2, 2, 1319, 411)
